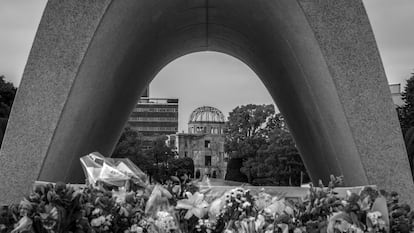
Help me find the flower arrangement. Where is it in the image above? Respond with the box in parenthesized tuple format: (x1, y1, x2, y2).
(0, 154, 412, 233)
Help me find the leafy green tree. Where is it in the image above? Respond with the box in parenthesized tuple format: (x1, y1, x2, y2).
(112, 126, 143, 157)
(168, 157, 195, 178)
(224, 104, 308, 185)
(243, 115, 307, 186)
(224, 104, 274, 183)
(224, 104, 274, 158)
(398, 73, 414, 135)
(113, 131, 195, 183)
(397, 73, 414, 178)
(0, 75, 17, 119)
(112, 126, 155, 178)
(0, 75, 17, 145)
(224, 158, 248, 182)
(146, 136, 178, 183)
(404, 127, 414, 178)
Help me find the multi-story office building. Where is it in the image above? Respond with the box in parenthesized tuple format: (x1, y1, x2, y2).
(128, 97, 179, 150)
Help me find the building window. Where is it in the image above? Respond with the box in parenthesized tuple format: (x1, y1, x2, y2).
(205, 156, 212, 166)
(184, 151, 188, 157)
(205, 140, 210, 148)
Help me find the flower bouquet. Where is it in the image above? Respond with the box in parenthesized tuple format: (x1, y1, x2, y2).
(0, 153, 411, 233)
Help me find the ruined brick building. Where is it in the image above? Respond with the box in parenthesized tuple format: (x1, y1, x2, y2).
(174, 106, 228, 179)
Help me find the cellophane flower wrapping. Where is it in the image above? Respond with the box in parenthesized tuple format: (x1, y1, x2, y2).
(80, 152, 147, 188)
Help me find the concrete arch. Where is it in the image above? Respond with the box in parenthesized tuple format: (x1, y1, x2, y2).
(1, 0, 413, 203)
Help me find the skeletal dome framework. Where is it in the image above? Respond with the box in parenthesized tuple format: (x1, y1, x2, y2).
(188, 106, 225, 123)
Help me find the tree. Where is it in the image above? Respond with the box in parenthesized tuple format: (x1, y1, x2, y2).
(146, 136, 188, 183)
(224, 157, 248, 182)
(224, 104, 274, 183)
(404, 127, 414, 178)
(112, 126, 143, 157)
(168, 157, 195, 178)
(244, 115, 308, 186)
(398, 73, 414, 135)
(0, 75, 17, 145)
(224, 104, 274, 158)
(224, 104, 308, 185)
(0, 75, 17, 119)
(112, 126, 155, 178)
(397, 73, 414, 178)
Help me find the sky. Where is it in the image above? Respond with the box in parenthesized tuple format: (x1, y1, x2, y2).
(0, 0, 414, 132)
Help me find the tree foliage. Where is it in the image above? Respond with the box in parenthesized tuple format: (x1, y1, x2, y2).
(224, 158, 248, 182)
(224, 104, 274, 159)
(224, 104, 308, 186)
(168, 157, 195, 178)
(112, 126, 155, 175)
(0, 75, 17, 145)
(398, 73, 414, 135)
(397, 73, 414, 178)
(112, 130, 194, 183)
(147, 136, 194, 183)
(0, 75, 17, 119)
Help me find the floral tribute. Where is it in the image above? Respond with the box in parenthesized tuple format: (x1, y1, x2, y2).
(0, 153, 412, 233)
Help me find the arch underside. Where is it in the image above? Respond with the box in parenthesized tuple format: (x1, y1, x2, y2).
(0, 0, 413, 203)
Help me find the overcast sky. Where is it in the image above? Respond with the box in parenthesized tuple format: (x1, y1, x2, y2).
(1, 0, 413, 132)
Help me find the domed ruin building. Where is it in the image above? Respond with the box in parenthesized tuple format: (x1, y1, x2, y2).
(175, 106, 228, 179)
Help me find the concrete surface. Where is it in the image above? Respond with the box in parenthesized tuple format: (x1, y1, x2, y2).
(1, 0, 413, 204)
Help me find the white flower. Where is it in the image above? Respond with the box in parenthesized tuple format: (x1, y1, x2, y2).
(156, 211, 170, 219)
(209, 197, 225, 219)
(293, 227, 303, 233)
(205, 221, 212, 228)
(242, 201, 251, 208)
(11, 216, 32, 233)
(349, 224, 364, 233)
(92, 208, 102, 215)
(172, 185, 181, 194)
(264, 199, 286, 215)
(284, 205, 294, 216)
(154, 211, 178, 231)
(130, 224, 143, 233)
(91, 216, 106, 227)
(255, 214, 265, 231)
(176, 192, 209, 219)
(367, 211, 382, 225)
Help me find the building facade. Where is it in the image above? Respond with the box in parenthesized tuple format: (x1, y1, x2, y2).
(390, 83, 404, 106)
(128, 97, 179, 149)
(175, 106, 227, 179)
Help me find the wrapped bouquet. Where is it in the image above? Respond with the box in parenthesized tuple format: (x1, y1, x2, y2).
(0, 153, 410, 233)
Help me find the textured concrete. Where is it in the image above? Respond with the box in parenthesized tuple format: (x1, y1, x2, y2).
(1, 0, 413, 204)
(297, 0, 414, 201)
